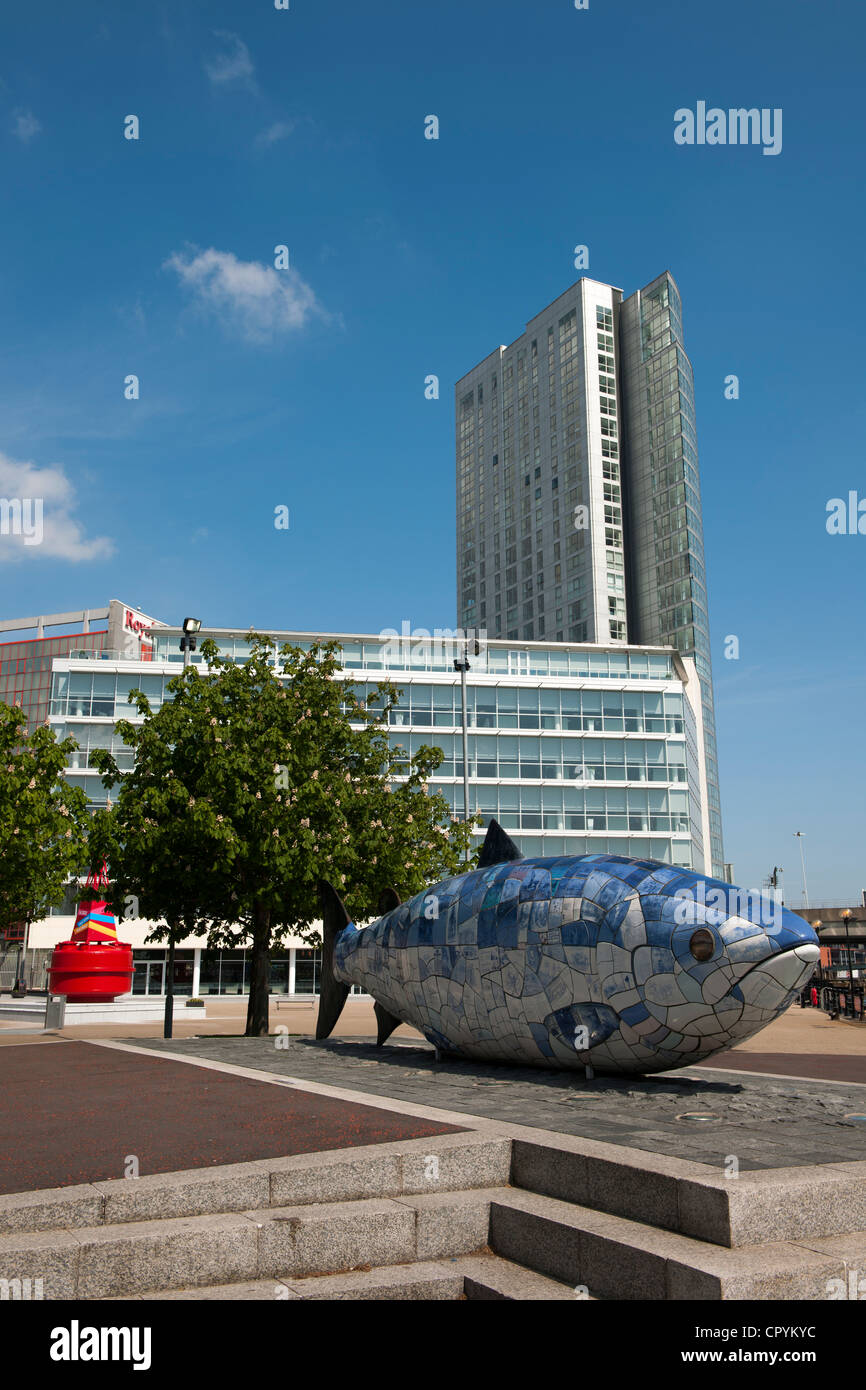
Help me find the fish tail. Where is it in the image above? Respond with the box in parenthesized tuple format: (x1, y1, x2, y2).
(315, 880, 352, 1039)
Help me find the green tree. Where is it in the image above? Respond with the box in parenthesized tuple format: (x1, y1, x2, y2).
(87, 806, 214, 1039)
(0, 703, 90, 985)
(92, 635, 477, 1036)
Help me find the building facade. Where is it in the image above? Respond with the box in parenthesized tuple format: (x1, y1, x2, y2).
(0, 600, 163, 732)
(16, 623, 713, 997)
(455, 272, 725, 877)
(618, 273, 723, 875)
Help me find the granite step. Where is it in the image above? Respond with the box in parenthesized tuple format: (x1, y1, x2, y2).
(0, 1131, 511, 1237)
(6, 1124, 865, 1300)
(0, 1187, 509, 1300)
(488, 1188, 866, 1300)
(106, 1254, 584, 1301)
(456, 1251, 585, 1300)
(509, 1135, 866, 1248)
(106, 1260, 468, 1301)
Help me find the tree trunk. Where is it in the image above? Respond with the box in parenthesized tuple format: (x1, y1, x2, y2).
(164, 935, 176, 1039)
(245, 902, 271, 1036)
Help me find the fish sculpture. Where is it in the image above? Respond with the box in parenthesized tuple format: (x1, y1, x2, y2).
(317, 820, 819, 1075)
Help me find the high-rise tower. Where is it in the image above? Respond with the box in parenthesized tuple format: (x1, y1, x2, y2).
(456, 272, 725, 877)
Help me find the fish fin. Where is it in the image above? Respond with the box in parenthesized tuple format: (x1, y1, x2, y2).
(315, 880, 351, 1040)
(374, 1000, 404, 1047)
(377, 887, 402, 914)
(477, 818, 524, 870)
(544, 1004, 619, 1053)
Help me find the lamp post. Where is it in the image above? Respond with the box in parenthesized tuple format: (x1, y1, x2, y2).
(180, 617, 202, 669)
(453, 637, 481, 864)
(842, 909, 857, 1020)
(811, 919, 823, 1008)
(794, 831, 809, 908)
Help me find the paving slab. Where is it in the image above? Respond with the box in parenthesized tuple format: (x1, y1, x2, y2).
(699, 1052, 866, 1083)
(0, 1040, 462, 1197)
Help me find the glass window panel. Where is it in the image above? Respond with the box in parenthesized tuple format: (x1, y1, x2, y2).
(361, 643, 383, 670)
(340, 643, 363, 669)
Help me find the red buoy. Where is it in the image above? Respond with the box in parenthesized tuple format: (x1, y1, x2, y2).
(48, 939, 134, 1003)
(48, 863, 134, 1003)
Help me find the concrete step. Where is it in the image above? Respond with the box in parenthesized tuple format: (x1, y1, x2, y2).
(456, 1251, 584, 1300)
(0, 1131, 511, 1237)
(107, 1260, 468, 1301)
(107, 1253, 582, 1301)
(488, 1188, 866, 1301)
(510, 1135, 866, 1248)
(0, 1187, 509, 1300)
(5, 1121, 865, 1301)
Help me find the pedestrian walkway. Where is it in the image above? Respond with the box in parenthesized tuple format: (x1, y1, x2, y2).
(699, 1051, 866, 1084)
(0, 1040, 461, 1196)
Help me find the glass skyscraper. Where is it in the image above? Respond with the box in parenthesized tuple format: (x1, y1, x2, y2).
(618, 272, 724, 879)
(456, 272, 724, 877)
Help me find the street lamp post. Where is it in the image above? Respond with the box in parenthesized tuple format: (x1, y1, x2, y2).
(842, 909, 857, 1020)
(170, 618, 201, 1036)
(794, 831, 810, 908)
(180, 617, 202, 669)
(453, 637, 481, 864)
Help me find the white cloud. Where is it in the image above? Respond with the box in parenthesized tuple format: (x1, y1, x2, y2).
(164, 246, 326, 343)
(11, 109, 41, 143)
(0, 452, 115, 563)
(255, 120, 295, 147)
(204, 31, 255, 88)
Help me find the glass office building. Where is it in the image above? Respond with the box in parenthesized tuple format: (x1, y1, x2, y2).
(0, 623, 108, 732)
(21, 624, 713, 996)
(0, 600, 161, 732)
(456, 273, 725, 878)
(618, 272, 724, 877)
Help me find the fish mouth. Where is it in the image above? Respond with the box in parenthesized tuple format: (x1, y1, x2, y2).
(733, 942, 819, 1010)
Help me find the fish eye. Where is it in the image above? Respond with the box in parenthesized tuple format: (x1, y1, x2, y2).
(689, 928, 715, 962)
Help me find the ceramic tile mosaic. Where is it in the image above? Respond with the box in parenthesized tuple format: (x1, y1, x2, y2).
(330, 824, 820, 1075)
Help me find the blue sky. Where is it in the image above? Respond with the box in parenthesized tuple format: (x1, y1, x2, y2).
(1, 0, 864, 902)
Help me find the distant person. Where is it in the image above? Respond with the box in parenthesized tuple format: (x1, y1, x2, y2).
(811, 985, 818, 1008)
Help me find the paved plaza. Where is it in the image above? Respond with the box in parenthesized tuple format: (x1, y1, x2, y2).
(129, 1030, 866, 1173)
(0, 1040, 461, 1196)
(2, 1003, 864, 1193)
